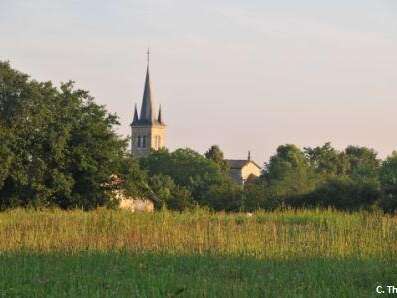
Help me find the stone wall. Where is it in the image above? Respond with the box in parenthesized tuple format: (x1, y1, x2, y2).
(131, 124, 166, 158)
(111, 189, 154, 213)
(119, 198, 154, 212)
(241, 162, 261, 182)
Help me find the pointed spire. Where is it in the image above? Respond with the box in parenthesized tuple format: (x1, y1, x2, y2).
(158, 105, 162, 124)
(248, 151, 251, 161)
(133, 49, 164, 126)
(139, 64, 154, 123)
(133, 104, 139, 123)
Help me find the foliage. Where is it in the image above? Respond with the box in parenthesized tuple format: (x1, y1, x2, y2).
(261, 144, 316, 202)
(2, 61, 397, 213)
(255, 143, 390, 212)
(207, 181, 242, 211)
(289, 176, 380, 211)
(379, 152, 397, 212)
(140, 148, 233, 209)
(204, 145, 229, 173)
(0, 61, 145, 210)
(148, 174, 193, 211)
(304, 142, 347, 179)
(243, 181, 280, 211)
(344, 145, 380, 180)
(0, 127, 13, 189)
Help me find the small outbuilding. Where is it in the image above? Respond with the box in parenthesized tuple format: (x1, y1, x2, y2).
(225, 152, 261, 184)
(106, 175, 155, 212)
(118, 196, 154, 213)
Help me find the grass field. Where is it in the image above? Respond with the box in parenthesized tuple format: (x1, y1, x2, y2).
(0, 208, 396, 297)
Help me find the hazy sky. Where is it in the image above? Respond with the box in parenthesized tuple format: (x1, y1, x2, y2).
(1, 0, 397, 164)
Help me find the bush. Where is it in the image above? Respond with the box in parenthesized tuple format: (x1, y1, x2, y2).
(289, 177, 380, 211)
(148, 174, 193, 211)
(207, 182, 243, 211)
(243, 182, 281, 211)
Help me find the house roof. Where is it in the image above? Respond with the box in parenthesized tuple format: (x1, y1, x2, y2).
(225, 159, 261, 170)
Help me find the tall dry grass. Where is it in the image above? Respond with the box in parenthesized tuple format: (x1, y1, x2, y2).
(0, 208, 396, 260)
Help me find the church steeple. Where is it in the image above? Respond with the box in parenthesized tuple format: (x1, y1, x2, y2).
(139, 63, 154, 124)
(131, 49, 166, 158)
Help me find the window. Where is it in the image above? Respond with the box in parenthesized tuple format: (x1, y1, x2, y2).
(142, 136, 147, 148)
(137, 136, 142, 148)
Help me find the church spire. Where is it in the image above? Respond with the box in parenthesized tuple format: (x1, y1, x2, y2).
(133, 103, 139, 123)
(139, 49, 154, 123)
(131, 49, 166, 158)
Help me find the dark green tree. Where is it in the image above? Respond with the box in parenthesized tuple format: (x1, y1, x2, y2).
(207, 181, 243, 211)
(204, 145, 229, 173)
(304, 142, 348, 179)
(0, 127, 13, 190)
(344, 146, 380, 180)
(149, 174, 193, 211)
(292, 176, 380, 211)
(140, 148, 233, 208)
(262, 144, 316, 200)
(379, 152, 397, 212)
(243, 181, 280, 211)
(118, 155, 149, 198)
(0, 61, 144, 210)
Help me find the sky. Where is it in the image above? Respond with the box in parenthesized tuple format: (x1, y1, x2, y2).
(1, 0, 397, 165)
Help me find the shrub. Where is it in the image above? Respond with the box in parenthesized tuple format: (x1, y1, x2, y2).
(290, 176, 380, 211)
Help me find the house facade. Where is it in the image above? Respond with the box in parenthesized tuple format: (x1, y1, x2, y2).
(225, 153, 262, 184)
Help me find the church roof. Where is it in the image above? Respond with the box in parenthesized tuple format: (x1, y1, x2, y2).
(225, 159, 261, 170)
(131, 59, 165, 127)
(139, 66, 155, 124)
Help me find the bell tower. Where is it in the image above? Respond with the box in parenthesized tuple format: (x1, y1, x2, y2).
(130, 50, 166, 158)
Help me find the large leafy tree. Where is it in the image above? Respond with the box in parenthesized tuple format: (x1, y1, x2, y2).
(204, 145, 229, 173)
(295, 143, 381, 210)
(304, 142, 348, 179)
(0, 61, 144, 210)
(140, 148, 233, 208)
(344, 146, 380, 180)
(262, 144, 316, 200)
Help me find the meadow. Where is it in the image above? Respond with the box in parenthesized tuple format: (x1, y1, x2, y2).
(0, 208, 396, 297)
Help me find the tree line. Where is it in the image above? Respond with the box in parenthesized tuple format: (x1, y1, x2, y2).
(1, 61, 396, 212)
